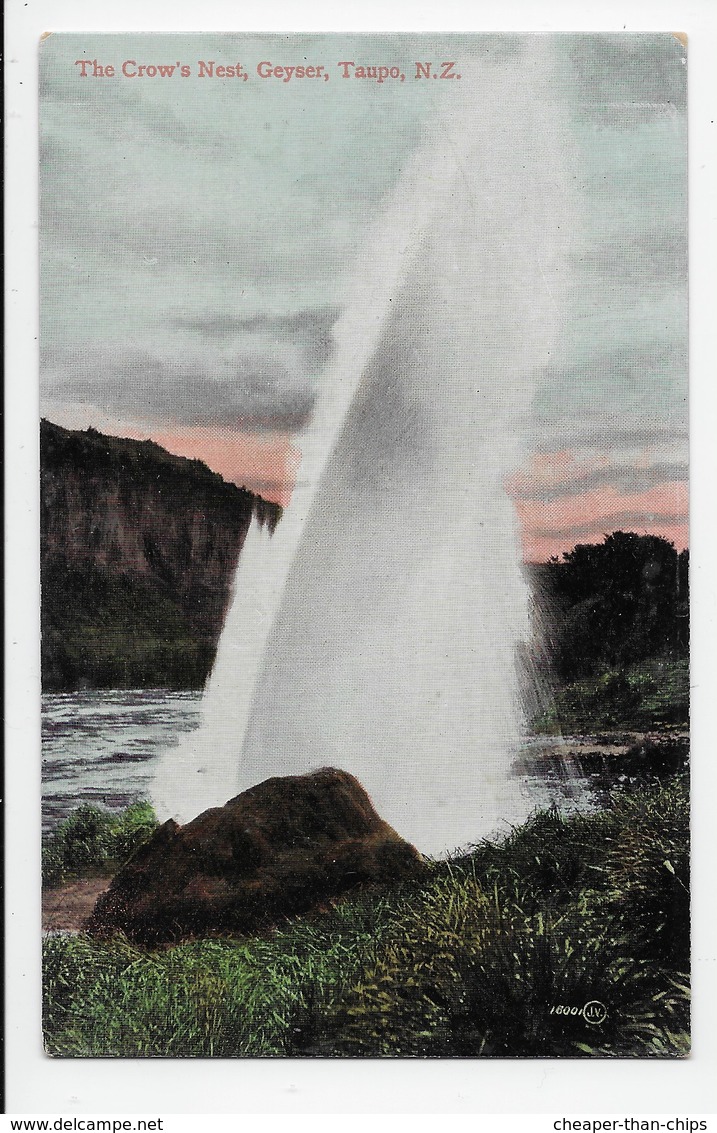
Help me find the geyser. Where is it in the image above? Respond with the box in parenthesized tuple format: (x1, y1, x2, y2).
(152, 40, 573, 855)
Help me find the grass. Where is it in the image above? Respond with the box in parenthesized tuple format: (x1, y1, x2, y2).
(43, 776, 689, 1058)
(43, 893, 399, 1057)
(313, 782, 689, 1058)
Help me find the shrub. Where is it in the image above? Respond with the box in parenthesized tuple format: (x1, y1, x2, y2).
(534, 659, 689, 733)
(42, 801, 158, 889)
(310, 869, 688, 1058)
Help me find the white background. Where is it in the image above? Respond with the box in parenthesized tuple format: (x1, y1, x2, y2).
(5, 0, 717, 1116)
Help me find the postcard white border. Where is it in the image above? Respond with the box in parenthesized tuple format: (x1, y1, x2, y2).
(5, 0, 717, 1115)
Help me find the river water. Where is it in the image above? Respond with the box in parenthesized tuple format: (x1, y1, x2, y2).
(42, 688, 608, 839)
(41, 689, 201, 834)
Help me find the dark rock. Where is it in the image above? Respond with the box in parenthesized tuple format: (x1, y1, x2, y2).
(87, 768, 425, 945)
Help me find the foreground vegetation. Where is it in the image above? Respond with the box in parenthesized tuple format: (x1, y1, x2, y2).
(43, 777, 689, 1058)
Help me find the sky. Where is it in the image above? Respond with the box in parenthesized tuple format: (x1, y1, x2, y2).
(39, 32, 688, 561)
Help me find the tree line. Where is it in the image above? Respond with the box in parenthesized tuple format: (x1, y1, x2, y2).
(537, 531, 688, 681)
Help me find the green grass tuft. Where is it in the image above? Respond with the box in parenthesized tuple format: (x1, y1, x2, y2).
(42, 801, 158, 889)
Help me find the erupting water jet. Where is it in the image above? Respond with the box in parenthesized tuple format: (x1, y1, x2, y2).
(152, 39, 574, 856)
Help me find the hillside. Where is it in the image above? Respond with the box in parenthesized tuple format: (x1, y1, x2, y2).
(41, 420, 280, 691)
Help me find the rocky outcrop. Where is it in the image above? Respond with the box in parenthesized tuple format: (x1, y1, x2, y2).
(87, 768, 425, 945)
(41, 420, 281, 690)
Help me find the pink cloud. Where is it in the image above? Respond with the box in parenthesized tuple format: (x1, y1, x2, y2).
(514, 480, 688, 562)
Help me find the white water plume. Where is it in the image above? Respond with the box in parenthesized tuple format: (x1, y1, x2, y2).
(151, 39, 575, 855)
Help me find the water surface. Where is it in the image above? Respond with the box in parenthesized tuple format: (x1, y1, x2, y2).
(42, 689, 201, 833)
(42, 689, 618, 838)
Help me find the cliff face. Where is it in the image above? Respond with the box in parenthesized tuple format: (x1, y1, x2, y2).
(41, 420, 280, 691)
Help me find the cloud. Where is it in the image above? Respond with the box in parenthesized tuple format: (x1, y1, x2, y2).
(516, 478, 687, 541)
(172, 305, 341, 369)
(510, 460, 687, 503)
(527, 416, 687, 455)
(573, 229, 687, 287)
(41, 300, 347, 429)
(538, 338, 687, 386)
(529, 335, 688, 455)
(42, 346, 317, 430)
(566, 34, 686, 125)
(40, 63, 227, 155)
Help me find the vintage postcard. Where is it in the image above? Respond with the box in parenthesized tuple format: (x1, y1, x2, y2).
(39, 32, 688, 1059)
